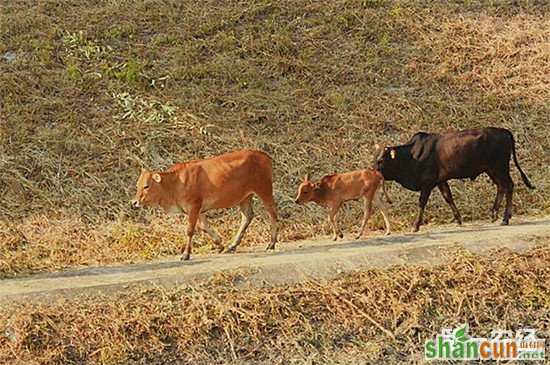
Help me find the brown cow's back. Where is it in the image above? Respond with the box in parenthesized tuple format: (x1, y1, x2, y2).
(294, 168, 390, 239)
(320, 169, 382, 202)
(168, 150, 274, 211)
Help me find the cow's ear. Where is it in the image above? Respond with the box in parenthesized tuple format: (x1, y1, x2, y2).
(304, 173, 310, 182)
(152, 173, 162, 183)
(390, 149, 397, 159)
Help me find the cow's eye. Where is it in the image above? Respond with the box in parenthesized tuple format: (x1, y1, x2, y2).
(143, 185, 149, 190)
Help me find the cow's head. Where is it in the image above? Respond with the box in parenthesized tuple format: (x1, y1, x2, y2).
(375, 144, 399, 179)
(294, 174, 322, 204)
(131, 168, 163, 209)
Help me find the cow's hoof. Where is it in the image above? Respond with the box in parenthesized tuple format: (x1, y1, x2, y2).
(384, 231, 391, 236)
(412, 227, 420, 233)
(265, 244, 275, 251)
(339, 233, 344, 239)
(355, 234, 362, 240)
(332, 236, 338, 241)
(224, 246, 237, 253)
(216, 246, 225, 253)
(181, 254, 190, 261)
(500, 221, 509, 226)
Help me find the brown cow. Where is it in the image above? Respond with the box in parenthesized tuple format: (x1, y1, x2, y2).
(294, 169, 391, 240)
(131, 150, 279, 260)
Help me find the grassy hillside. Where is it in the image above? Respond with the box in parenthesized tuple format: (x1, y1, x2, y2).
(1, 0, 549, 275)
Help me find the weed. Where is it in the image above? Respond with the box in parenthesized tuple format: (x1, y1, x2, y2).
(62, 31, 112, 60)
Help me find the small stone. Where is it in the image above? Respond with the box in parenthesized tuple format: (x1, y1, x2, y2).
(3, 51, 16, 63)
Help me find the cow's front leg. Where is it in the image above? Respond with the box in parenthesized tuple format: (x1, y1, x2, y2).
(182, 205, 200, 261)
(328, 203, 343, 240)
(413, 188, 433, 232)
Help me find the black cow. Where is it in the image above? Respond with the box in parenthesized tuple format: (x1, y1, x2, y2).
(375, 127, 534, 232)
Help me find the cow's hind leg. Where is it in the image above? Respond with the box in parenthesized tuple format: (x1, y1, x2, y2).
(413, 187, 433, 232)
(491, 188, 505, 222)
(198, 214, 224, 253)
(488, 171, 505, 222)
(356, 195, 374, 239)
(256, 191, 279, 250)
(488, 170, 514, 225)
(437, 182, 462, 225)
(225, 196, 254, 253)
(502, 177, 514, 225)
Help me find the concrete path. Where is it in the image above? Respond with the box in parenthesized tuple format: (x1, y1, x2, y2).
(1, 217, 549, 303)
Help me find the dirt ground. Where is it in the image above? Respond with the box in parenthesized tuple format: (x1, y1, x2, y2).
(1, 216, 548, 304)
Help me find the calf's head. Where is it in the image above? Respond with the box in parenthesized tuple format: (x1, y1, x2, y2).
(131, 168, 163, 209)
(295, 174, 321, 204)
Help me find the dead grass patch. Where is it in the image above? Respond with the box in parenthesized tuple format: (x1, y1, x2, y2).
(0, 245, 548, 364)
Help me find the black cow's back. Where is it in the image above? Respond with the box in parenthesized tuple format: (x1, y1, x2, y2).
(435, 127, 513, 181)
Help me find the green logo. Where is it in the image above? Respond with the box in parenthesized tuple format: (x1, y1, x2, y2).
(425, 324, 545, 361)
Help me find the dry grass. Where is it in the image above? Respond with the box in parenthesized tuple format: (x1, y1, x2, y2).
(1, 0, 549, 276)
(0, 245, 548, 364)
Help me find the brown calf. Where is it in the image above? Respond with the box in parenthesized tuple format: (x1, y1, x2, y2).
(294, 169, 391, 240)
(131, 150, 279, 260)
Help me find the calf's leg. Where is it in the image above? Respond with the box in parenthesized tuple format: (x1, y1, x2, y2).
(198, 214, 224, 253)
(226, 196, 254, 253)
(373, 192, 391, 235)
(437, 182, 462, 225)
(328, 202, 343, 240)
(413, 187, 433, 232)
(356, 195, 373, 239)
(182, 205, 200, 261)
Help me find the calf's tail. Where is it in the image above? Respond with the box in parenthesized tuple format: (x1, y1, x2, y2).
(510, 133, 535, 189)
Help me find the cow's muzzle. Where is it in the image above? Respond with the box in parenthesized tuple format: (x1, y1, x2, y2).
(131, 200, 141, 209)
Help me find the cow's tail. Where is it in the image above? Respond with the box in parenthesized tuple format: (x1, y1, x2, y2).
(510, 133, 535, 189)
